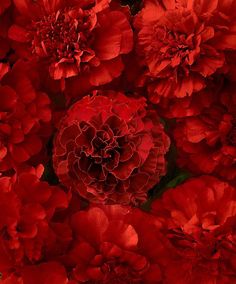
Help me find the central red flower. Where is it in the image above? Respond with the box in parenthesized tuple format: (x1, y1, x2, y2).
(53, 91, 170, 205)
(9, 0, 133, 85)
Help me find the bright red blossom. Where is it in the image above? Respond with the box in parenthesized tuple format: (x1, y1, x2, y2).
(0, 166, 69, 280)
(9, 0, 133, 86)
(66, 205, 162, 283)
(53, 91, 170, 205)
(134, 0, 236, 103)
(174, 84, 236, 180)
(151, 175, 236, 284)
(0, 62, 52, 171)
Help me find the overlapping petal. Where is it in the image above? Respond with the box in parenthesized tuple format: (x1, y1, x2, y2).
(53, 91, 170, 205)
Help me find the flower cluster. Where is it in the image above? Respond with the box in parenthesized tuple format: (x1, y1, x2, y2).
(0, 0, 236, 283)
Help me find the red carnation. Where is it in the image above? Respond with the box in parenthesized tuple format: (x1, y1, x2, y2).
(66, 205, 162, 283)
(53, 91, 170, 205)
(151, 175, 236, 284)
(134, 0, 236, 103)
(0, 166, 69, 280)
(174, 84, 236, 181)
(9, 0, 133, 87)
(0, 61, 52, 171)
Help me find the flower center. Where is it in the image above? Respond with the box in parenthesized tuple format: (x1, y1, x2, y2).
(155, 27, 191, 59)
(30, 8, 94, 62)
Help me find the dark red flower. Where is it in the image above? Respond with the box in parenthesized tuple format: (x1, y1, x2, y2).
(0, 166, 69, 279)
(66, 205, 162, 283)
(174, 84, 236, 181)
(53, 91, 170, 205)
(9, 0, 133, 87)
(134, 0, 236, 103)
(0, 61, 52, 171)
(151, 175, 236, 284)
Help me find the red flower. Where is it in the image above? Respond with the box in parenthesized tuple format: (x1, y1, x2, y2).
(134, 0, 236, 103)
(0, 61, 52, 171)
(0, 166, 69, 278)
(66, 205, 162, 283)
(151, 175, 236, 284)
(174, 84, 236, 180)
(53, 91, 170, 205)
(9, 0, 133, 86)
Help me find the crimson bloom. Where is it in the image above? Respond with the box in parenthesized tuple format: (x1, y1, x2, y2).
(0, 166, 69, 280)
(151, 175, 236, 284)
(134, 0, 236, 103)
(0, 61, 52, 171)
(174, 84, 236, 181)
(66, 205, 162, 283)
(53, 91, 170, 205)
(9, 0, 133, 87)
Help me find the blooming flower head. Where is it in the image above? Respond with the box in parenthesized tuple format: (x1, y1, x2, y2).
(67, 205, 162, 283)
(53, 91, 170, 205)
(174, 84, 236, 180)
(0, 166, 69, 280)
(9, 0, 133, 87)
(0, 61, 52, 171)
(151, 175, 236, 284)
(134, 0, 236, 103)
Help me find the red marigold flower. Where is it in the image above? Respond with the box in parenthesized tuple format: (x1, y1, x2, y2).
(53, 91, 170, 205)
(8, 0, 133, 86)
(151, 175, 236, 284)
(0, 61, 52, 171)
(134, 0, 236, 103)
(0, 166, 69, 278)
(67, 205, 162, 283)
(174, 84, 236, 180)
